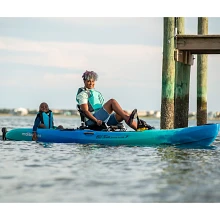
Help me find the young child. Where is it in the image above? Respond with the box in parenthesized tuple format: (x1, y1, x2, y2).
(32, 102, 63, 141)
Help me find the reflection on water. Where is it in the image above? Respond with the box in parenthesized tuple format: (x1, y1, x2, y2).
(155, 147, 220, 202)
(0, 116, 220, 202)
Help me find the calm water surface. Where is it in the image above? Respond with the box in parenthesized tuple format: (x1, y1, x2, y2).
(1, 116, 220, 202)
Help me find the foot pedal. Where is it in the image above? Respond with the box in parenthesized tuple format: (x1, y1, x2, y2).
(137, 116, 155, 131)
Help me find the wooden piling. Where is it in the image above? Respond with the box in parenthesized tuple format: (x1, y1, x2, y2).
(174, 17, 191, 128)
(161, 17, 175, 129)
(197, 17, 208, 125)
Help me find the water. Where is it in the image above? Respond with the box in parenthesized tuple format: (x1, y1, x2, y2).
(1, 115, 220, 202)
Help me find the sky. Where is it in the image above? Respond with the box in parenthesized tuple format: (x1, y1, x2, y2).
(1, 2, 220, 113)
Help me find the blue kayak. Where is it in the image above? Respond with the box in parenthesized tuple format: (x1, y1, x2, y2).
(3, 123, 220, 148)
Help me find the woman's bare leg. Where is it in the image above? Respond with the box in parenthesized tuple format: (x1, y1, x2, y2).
(103, 99, 137, 130)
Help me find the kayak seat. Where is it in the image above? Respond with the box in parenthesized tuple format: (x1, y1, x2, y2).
(76, 105, 126, 131)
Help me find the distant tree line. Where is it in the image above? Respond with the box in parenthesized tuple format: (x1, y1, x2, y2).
(0, 109, 11, 114)
(0, 108, 79, 115)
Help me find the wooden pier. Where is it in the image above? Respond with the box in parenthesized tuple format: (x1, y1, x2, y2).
(176, 35, 220, 54)
(161, 17, 220, 129)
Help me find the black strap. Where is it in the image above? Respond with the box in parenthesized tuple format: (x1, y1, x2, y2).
(88, 102, 94, 112)
(48, 110, 51, 129)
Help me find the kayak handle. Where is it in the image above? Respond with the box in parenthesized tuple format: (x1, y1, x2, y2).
(84, 132, 94, 135)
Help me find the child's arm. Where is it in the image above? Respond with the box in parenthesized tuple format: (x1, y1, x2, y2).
(32, 115, 41, 141)
(33, 115, 41, 132)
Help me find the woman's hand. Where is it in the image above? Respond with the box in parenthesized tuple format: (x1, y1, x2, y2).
(96, 120, 102, 126)
(57, 125, 64, 129)
(32, 132, 37, 141)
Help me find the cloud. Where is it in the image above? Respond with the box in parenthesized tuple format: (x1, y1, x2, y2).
(42, 73, 81, 88)
(0, 36, 162, 82)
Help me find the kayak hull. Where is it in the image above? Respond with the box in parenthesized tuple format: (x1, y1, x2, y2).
(5, 124, 220, 147)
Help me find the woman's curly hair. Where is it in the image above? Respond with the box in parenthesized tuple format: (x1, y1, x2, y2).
(82, 70, 98, 81)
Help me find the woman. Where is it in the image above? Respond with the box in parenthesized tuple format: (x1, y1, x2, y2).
(76, 70, 138, 130)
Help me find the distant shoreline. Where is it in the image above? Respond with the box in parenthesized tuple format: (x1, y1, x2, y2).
(0, 113, 79, 118)
(0, 113, 157, 120)
(0, 113, 220, 120)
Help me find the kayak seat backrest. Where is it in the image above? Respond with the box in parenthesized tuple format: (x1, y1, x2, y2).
(77, 104, 86, 124)
(77, 105, 108, 131)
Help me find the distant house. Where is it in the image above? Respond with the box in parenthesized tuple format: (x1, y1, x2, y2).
(154, 111, 161, 118)
(63, 111, 71, 116)
(13, 108, 28, 116)
(208, 111, 214, 119)
(214, 112, 220, 118)
(52, 109, 62, 114)
(137, 110, 147, 117)
(147, 110, 155, 116)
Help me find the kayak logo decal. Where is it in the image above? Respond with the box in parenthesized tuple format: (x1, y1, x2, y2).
(22, 132, 41, 137)
(96, 135, 129, 139)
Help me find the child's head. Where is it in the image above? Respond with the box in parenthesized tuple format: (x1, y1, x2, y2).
(39, 102, 49, 112)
